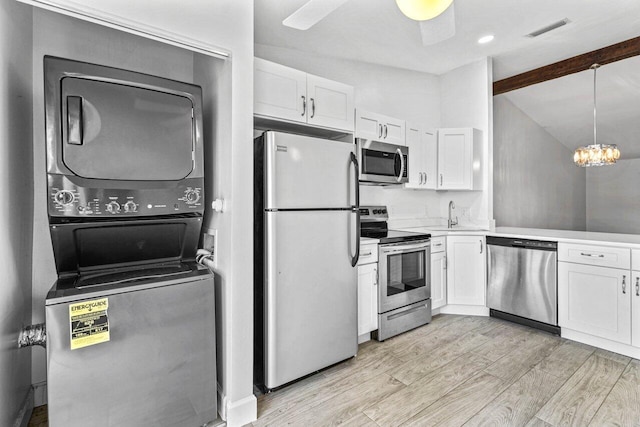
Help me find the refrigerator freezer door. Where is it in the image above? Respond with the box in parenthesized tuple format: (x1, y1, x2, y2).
(265, 210, 358, 389)
(264, 131, 356, 210)
(46, 275, 216, 427)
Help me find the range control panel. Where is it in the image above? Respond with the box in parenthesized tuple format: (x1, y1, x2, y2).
(48, 175, 204, 218)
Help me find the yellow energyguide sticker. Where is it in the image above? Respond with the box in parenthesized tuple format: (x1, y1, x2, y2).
(69, 298, 110, 350)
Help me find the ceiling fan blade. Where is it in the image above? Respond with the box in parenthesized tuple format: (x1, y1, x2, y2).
(419, 3, 456, 46)
(282, 0, 350, 30)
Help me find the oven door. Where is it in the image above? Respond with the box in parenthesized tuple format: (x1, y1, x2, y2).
(378, 240, 430, 313)
(357, 139, 408, 184)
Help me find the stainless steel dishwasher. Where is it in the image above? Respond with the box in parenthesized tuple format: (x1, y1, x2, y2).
(486, 236, 559, 334)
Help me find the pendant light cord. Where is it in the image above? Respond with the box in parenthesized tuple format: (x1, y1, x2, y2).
(592, 63, 599, 146)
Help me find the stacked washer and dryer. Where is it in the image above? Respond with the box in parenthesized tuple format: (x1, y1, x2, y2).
(42, 57, 217, 427)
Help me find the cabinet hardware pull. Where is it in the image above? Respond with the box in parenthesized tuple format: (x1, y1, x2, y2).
(310, 98, 315, 118)
(580, 252, 604, 258)
(433, 243, 442, 247)
(424, 172, 427, 184)
(479, 240, 483, 254)
(636, 277, 639, 296)
(361, 251, 372, 256)
(301, 95, 306, 116)
(373, 268, 378, 286)
(384, 124, 388, 138)
(623, 275, 627, 294)
(378, 124, 383, 138)
(419, 172, 424, 185)
(440, 174, 443, 186)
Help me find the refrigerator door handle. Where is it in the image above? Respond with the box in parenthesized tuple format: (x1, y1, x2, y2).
(350, 152, 360, 267)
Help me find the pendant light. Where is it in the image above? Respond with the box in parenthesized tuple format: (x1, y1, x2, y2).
(573, 64, 620, 167)
(395, 0, 453, 21)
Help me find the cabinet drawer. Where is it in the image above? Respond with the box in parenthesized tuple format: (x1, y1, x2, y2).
(431, 236, 445, 253)
(358, 243, 378, 266)
(558, 243, 630, 269)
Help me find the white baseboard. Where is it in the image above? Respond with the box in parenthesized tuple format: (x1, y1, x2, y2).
(357, 333, 371, 344)
(223, 394, 257, 427)
(438, 305, 489, 316)
(561, 328, 640, 360)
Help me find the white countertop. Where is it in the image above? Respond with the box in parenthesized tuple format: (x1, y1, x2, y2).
(395, 225, 640, 249)
(490, 227, 640, 248)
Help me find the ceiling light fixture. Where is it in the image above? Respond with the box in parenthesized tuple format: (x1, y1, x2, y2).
(395, 0, 453, 21)
(478, 35, 494, 44)
(573, 64, 620, 167)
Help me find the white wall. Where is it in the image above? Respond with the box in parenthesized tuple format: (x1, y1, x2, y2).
(439, 58, 493, 226)
(493, 96, 587, 230)
(0, 0, 34, 425)
(587, 158, 640, 234)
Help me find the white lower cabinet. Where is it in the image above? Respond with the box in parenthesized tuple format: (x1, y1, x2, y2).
(357, 242, 378, 340)
(632, 271, 640, 348)
(558, 262, 631, 344)
(357, 263, 378, 336)
(430, 236, 446, 309)
(446, 235, 486, 306)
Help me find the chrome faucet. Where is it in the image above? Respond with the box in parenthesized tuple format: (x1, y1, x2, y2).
(448, 200, 458, 229)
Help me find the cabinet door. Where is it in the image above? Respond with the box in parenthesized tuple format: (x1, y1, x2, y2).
(431, 251, 447, 309)
(446, 235, 486, 306)
(558, 262, 631, 344)
(631, 271, 640, 348)
(254, 58, 306, 123)
(306, 74, 354, 131)
(381, 117, 406, 145)
(422, 129, 437, 190)
(405, 125, 425, 188)
(357, 263, 378, 336)
(437, 128, 472, 190)
(355, 109, 383, 140)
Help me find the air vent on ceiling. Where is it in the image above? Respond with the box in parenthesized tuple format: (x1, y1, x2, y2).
(525, 18, 570, 38)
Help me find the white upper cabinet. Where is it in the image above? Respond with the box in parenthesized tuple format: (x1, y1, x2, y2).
(405, 124, 437, 189)
(437, 128, 482, 191)
(255, 59, 307, 123)
(355, 109, 405, 145)
(254, 58, 354, 132)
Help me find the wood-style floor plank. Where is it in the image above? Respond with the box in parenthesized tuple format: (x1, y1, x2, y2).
(364, 352, 493, 427)
(589, 359, 640, 426)
(534, 339, 595, 381)
(463, 367, 564, 427)
(400, 372, 507, 426)
(536, 353, 629, 426)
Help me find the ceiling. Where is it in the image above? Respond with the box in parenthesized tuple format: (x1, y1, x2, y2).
(503, 55, 640, 159)
(254, 0, 640, 80)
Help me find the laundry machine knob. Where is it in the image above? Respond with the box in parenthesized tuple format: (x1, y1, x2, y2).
(106, 201, 121, 214)
(124, 201, 137, 213)
(54, 190, 74, 206)
(184, 190, 200, 204)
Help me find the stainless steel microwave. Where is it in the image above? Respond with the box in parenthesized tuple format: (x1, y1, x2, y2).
(356, 138, 408, 184)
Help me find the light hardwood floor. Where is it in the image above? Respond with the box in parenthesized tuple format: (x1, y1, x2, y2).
(249, 314, 640, 427)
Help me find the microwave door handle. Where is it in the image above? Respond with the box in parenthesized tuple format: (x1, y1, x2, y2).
(67, 96, 84, 145)
(395, 148, 405, 182)
(350, 152, 360, 267)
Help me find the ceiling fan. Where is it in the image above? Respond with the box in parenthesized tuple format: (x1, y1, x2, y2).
(282, 0, 456, 46)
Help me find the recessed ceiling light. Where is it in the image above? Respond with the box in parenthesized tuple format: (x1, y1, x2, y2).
(478, 35, 494, 44)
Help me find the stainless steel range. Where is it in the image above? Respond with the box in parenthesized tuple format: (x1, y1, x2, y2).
(360, 206, 432, 341)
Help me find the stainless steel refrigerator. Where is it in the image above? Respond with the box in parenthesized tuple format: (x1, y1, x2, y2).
(254, 131, 360, 390)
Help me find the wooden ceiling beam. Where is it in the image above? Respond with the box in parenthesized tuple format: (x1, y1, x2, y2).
(493, 36, 640, 96)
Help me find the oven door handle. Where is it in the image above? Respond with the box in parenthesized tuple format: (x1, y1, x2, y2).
(350, 152, 360, 267)
(381, 242, 430, 254)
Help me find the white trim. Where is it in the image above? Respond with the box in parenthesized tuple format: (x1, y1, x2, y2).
(216, 383, 226, 421)
(16, 0, 230, 59)
(14, 388, 34, 427)
(357, 332, 371, 344)
(32, 381, 47, 407)
(562, 328, 640, 360)
(438, 304, 489, 316)
(224, 394, 257, 427)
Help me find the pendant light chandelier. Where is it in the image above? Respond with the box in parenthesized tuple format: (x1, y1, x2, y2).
(395, 0, 453, 21)
(573, 64, 620, 167)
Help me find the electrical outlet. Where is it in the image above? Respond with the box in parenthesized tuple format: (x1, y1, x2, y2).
(202, 229, 217, 267)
